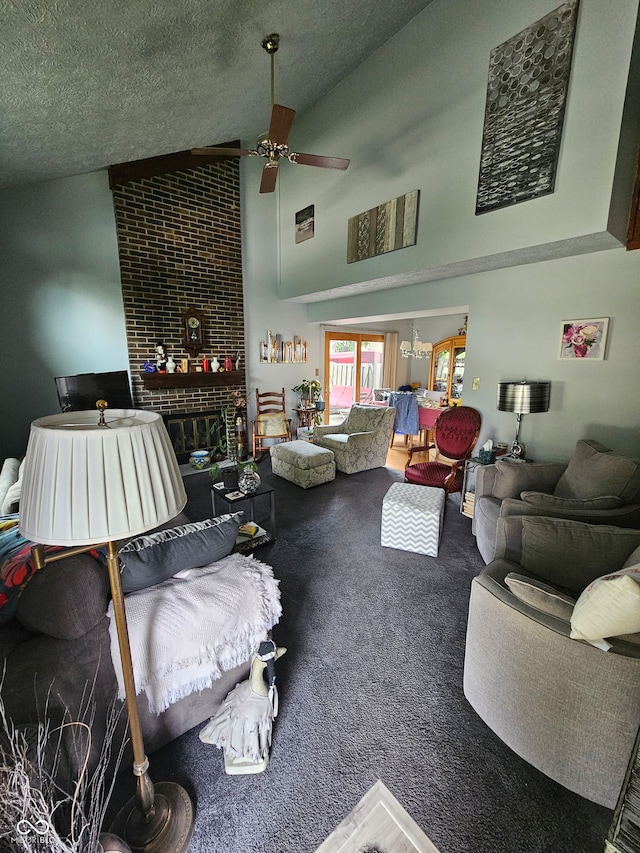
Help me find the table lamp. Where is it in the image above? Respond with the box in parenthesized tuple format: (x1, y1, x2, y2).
(19, 404, 193, 853)
(496, 380, 551, 459)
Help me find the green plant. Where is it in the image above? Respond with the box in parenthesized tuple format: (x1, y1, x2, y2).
(292, 379, 321, 401)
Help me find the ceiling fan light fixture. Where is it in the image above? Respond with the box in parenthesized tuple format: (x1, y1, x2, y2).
(190, 32, 350, 193)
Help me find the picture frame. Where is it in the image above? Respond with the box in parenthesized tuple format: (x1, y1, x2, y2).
(295, 205, 315, 243)
(558, 317, 609, 360)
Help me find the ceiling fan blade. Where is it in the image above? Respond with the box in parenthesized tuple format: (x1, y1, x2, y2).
(260, 163, 279, 193)
(289, 152, 350, 170)
(268, 104, 296, 145)
(190, 146, 255, 157)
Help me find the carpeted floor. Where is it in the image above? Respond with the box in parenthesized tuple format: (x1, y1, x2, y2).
(107, 460, 612, 852)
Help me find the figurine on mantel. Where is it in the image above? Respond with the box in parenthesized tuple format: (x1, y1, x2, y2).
(155, 342, 168, 372)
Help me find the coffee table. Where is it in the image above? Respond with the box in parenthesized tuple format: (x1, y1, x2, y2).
(211, 481, 276, 551)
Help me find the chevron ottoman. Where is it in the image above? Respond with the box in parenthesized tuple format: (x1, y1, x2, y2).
(381, 482, 445, 556)
(270, 440, 336, 489)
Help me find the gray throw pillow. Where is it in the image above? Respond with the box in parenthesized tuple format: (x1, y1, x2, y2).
(16, 553, 110, 640)
(505, 572, 575, 622)
(520, 517, 640, 592)
(520, 491, 623, 511)
(553, 439, 640, 501)
(119, 513, 243, 593)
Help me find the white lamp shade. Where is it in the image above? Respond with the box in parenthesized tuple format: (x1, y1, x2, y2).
(399, 340, 413, 352)
(19, 409, 187, 546)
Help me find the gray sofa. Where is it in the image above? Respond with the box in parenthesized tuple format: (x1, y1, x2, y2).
(0, 511, 275, 787)
(464, 514, 640, 808)
(473, 439, 640, 564)
(313, 404, 396, 474)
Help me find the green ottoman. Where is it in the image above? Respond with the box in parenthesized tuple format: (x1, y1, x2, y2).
(270, 440, 336, 489)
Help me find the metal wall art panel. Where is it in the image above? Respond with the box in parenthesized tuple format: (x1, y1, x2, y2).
(347, 190, 419, 263)
(475, 1, 579, 215)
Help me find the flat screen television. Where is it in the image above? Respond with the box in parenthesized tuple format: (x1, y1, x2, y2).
(55, 371, 134, 413)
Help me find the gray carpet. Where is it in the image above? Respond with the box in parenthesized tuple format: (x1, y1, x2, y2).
(108, 460, 612, 852)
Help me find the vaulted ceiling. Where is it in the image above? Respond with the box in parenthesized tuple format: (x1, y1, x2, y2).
(2, 0, 434, 189)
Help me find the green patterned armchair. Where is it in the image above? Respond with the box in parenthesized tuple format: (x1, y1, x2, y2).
(313, 404, 396, 474)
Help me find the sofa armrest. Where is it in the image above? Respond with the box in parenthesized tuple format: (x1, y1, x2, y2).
(313, 423, 345, 439)
(475, 463, 498, 497)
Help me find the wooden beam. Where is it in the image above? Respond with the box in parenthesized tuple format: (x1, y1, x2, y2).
(109, 141, 241, 188)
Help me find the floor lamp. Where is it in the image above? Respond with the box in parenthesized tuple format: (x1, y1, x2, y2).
(496, 380, 551, 459)
(19, 406, 194, 853)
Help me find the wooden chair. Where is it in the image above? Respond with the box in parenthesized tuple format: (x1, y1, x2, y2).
(252, 388, 292, 461)
(404, 405, 481, 493)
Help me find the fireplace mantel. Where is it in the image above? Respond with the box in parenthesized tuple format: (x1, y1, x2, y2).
(140, 370, 245, 391)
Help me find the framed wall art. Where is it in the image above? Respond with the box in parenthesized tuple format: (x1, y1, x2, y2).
(558, 317, 609, 360)
(295, 205, 315, 243)
(476, 1, 579, 215)
(347, 190, 419, 263)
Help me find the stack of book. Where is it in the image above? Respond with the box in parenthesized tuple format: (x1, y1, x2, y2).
(462, 491, 475, 518)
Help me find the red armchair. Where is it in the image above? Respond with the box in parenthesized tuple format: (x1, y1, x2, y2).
(404, 406, 481, 493)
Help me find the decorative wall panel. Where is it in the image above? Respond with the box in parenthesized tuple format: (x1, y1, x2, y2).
(347, 190, 419, 263)
(475, 1, 579, 215)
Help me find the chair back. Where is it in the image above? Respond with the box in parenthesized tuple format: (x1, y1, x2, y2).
(256, 388, 286, 417)
(434, 406, 482, 461)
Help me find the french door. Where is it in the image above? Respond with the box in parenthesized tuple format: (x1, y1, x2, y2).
(323, 332, 385, 423)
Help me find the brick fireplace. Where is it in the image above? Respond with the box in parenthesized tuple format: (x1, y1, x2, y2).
(109, 151, 246, 419)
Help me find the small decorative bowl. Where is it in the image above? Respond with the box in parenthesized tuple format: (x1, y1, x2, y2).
(189, 450, 211, 470)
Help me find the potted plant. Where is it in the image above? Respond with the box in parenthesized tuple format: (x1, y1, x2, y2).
(292, 379, 322, 408)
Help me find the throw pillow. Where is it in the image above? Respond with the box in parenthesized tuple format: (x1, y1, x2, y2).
(257, 412, 288, 437)
(491, 460, 566, 501)
(519, 517, 640, 592)
(16, 552, 109, 639)
(520, 491, 623, 511)
(505, 572, 576, 621)
(119, 513, 243, 593)
(553, 439, 640, 501)
(570, 565, 640, 647)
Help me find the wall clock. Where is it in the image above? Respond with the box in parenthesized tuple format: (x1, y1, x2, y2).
(182, 306, 205, 355)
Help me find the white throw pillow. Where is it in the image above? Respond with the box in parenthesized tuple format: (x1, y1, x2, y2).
(570, 564, 640, 650)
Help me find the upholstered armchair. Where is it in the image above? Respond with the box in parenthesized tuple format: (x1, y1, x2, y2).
(473, 439, 640, 564)
(464, 514, 640, 808)
(313, 404, 396, 474)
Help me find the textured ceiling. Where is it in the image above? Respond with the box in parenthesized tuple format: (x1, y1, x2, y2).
(2, 0, 434, 189)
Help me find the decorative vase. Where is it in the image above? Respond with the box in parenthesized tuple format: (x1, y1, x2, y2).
(189, 450, 210, 470)
(166, 356, 176, 373)
(211, 357, 220, 372)
(224, 355, 234, 371)
(238, 468, 261, 495)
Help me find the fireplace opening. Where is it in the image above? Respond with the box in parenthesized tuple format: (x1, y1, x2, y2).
(163, 410, 225, 464)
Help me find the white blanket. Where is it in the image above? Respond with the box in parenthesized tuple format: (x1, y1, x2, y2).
(107, 552, 282, 714)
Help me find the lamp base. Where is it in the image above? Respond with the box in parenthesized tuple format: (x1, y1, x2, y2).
(110, 782, 194, 853)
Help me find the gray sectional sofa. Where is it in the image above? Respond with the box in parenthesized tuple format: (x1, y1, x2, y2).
(464, 514, 640, 808)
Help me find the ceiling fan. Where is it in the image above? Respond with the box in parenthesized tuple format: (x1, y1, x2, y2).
(191, 33, 350, 193)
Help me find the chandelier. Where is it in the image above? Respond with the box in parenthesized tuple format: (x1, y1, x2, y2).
(400, 327, 432, 359)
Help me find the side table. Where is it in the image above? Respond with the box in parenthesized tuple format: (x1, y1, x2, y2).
(460, 457, 491, 519)
(294, 407, 318, 429)
(211, 481, 276, 552)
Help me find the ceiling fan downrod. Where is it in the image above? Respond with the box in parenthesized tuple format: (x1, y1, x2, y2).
(262, 33, 280, 109)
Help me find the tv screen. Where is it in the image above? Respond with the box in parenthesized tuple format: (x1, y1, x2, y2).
(55, 371, 134, 413)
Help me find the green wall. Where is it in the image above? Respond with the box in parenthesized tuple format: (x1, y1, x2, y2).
(242, 0, 640, 460)
(0, 171, 128, 458)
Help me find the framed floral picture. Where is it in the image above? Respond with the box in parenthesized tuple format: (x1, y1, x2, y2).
(558, 317, 609, 360)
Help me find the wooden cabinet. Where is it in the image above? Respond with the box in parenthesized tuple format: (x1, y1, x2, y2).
(428, 335, 466, 403)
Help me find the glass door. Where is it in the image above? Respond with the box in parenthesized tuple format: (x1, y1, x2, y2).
(323, 332, 385, 424)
